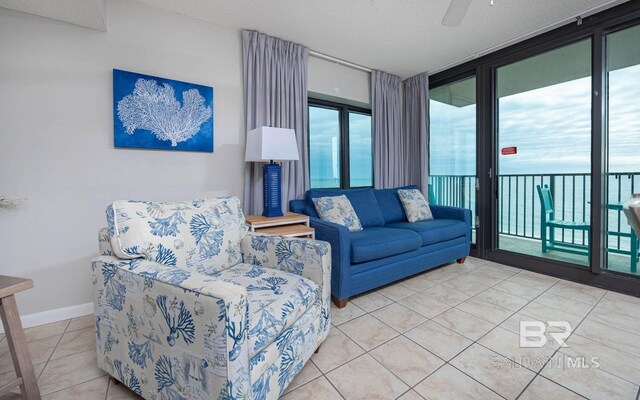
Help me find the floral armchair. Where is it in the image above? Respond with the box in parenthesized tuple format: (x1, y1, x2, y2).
(92, 196, 331, 400)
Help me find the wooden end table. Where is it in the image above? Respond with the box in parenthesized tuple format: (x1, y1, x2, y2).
(246, 212, 314, 239)
(0, 275, 41, 400)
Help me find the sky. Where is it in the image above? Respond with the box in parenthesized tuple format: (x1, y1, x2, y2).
(430, 64, 640, 176)
(309, 106, 371, 188)
(308, 64, 640, 188)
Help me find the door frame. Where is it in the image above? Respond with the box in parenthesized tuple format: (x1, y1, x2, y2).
(429, 1, 640, 296)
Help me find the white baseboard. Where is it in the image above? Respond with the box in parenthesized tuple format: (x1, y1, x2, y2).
(0, 302, 94, 334)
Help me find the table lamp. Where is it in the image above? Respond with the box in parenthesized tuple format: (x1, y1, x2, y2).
(245, 126, 300, 217)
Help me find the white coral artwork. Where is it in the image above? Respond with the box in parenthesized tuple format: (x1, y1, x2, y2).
(117, 78, 212, 147)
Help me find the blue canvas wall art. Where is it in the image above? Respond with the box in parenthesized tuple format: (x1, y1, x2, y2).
(113, 69, 214, 152)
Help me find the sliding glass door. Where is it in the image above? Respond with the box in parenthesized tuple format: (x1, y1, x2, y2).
(495, 39, 592, 268)
(605, 24, 640, 276)
(428, 2, 640, 293)
(429, 76, 477, 244)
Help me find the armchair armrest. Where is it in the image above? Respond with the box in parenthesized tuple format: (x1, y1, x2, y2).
(308, 217, 351, 301)
(91, 256, 250, 399)
(240, 233, 331, 327)
(241, 234, 330, 288)
(240, 233, 331, 302)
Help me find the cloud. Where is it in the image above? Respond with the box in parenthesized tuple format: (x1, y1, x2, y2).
(430, 64, 640, 176)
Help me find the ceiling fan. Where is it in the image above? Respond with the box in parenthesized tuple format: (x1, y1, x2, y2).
(443, 0, 493, 27)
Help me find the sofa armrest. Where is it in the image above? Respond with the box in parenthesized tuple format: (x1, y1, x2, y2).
(308, 217, 351, 301)
(91, 256, 250, 399)
(430, 205, 472, 246)
(430, 205, 472, 224)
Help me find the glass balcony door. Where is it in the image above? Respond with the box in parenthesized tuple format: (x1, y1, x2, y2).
(495, 39, 593, 268)
(429, 76, 478, 244)
(605, 24, 640, 277)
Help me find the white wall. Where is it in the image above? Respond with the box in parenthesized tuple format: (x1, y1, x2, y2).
(0, 0, 373, 323)
(308, 56, 371, 105)
(0, 0, 246, 317)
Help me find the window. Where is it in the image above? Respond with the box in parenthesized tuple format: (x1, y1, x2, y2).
(495, 39, 592, 267)
(429, 75, 477, 243)
(427, 1, 640, 295)
(605, 23, 640, 276)
(308, 99, 372, 188)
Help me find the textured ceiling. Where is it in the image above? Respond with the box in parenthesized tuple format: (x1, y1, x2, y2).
(0, 0, 628, 77)
(136, 0, 626, 78)
(0, 0, 106, 31)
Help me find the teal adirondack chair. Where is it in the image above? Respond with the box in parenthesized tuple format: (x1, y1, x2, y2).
(428, 184, 437, 205)
(536, 184, 590, 256)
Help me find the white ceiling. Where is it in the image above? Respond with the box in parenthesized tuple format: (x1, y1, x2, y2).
(135, 0, 626, 78)
(0, 0, 628, 78)
(0, 0, 106, 31)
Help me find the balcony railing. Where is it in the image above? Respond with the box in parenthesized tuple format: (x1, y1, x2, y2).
(429, 172, 640, 252)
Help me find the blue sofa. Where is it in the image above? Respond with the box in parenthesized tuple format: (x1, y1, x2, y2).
(290, 186, 472, 307)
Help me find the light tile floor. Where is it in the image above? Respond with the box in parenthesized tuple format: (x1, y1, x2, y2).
(1, 257, 640, 399)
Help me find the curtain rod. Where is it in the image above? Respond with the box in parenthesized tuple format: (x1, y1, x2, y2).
(309, 50, 373, 73)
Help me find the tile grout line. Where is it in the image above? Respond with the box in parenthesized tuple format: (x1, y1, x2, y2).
(294, 260, 639, 399)
(420, 267, 582, 399)
(401, 264, 529, 399)
(511, 276, 578, 399)
(443, 269, 556, 399)
(513, 280, 607, 399)
(35, 318, 73, 388)
(327, 264, 492, 398)
(38, 375, 109, 399)
(338, 262, 518, 399)
(550, 290, 640, 391)
(332, 324, 420, 394)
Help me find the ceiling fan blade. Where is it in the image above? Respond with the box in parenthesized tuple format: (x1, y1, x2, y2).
(442, 0, 472, 27)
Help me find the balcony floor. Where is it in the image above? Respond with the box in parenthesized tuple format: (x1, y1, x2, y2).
(498, 234, 639, 276)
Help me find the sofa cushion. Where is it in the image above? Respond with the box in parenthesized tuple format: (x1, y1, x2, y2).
(373, 185, 418, 224)
(350, 227, 422, 263)
(398, 188, 434, 222)
(313, 195, 363, 232)
(107, 196, 248, 275)
(385, 219, 468, 246)
(217, 263, 319, 357)
(306, 188, 385, 228)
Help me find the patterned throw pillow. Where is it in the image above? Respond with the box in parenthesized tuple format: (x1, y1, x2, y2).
(397, 189, 433, 222)
(106, 196, 248, 275)
(312, 195, 363, 232)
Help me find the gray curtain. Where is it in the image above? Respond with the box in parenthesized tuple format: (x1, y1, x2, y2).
(402, 72, 430, 195)
(372, 70, 405, 188)
(242, 30, 309, 215)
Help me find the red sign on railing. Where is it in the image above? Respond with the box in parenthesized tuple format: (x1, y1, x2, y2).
(501, 146, 517, 155)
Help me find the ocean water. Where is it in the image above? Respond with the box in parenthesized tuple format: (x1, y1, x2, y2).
(431, 173, 639, 251)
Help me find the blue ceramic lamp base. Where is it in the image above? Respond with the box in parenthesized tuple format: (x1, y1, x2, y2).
(263, 161, 283, 217)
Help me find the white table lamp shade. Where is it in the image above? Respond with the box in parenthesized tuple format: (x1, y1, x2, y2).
(245, 126, 300, 162)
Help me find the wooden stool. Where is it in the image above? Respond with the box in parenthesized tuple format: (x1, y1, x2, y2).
(0, 276, 41, 400)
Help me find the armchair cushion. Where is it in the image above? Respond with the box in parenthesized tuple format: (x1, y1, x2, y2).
(350, 227, 422, 263)
(386, 219, 468, 246)
(106, 196, 248, 275)
(217, 263, 319, 357)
